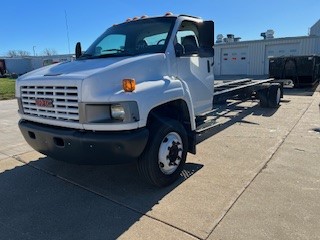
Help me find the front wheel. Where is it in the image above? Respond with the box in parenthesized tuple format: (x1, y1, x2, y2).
(137, 118, 188, 187)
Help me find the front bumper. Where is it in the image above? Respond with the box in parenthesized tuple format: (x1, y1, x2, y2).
(19, 120, 149, 165)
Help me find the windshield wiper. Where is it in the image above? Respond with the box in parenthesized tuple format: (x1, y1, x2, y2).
(101, 49, 125, 53)
(97, 49, 135, 58)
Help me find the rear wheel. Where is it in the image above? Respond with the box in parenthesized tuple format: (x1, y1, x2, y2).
(259, 83, 281, 108)
(259, 88, 269, 107)
(137, 118, 188, 187)
(267, 83, 281, 108)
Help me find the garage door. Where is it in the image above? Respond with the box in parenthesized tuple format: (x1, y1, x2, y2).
(264, 43, 299, 74)
(221, 47, 248, 75)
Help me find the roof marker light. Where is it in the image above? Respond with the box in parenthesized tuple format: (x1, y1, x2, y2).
(126, 18, 132, 22)
(165, 12, 173, 16)
(132, 16, 139, 21)
(141, 15, 148, 19)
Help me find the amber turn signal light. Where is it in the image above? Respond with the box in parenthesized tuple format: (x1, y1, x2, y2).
(122, 79, 136, 92)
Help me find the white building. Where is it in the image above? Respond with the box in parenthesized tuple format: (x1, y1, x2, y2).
(214, 20, 320, 76)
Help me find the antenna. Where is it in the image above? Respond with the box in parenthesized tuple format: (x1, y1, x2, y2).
(65, 10, 71, 54)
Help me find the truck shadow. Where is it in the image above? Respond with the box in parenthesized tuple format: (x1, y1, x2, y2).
(282, 83, 319, 96)
(0, 157, 202, 239)
(197, 100, 279, 144)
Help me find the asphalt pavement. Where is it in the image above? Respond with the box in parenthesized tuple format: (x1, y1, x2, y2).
(0, 86, 319, 240)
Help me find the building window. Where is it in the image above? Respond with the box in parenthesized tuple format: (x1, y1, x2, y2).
(223, 53, 228, 56)
(241, 57, 246, 60)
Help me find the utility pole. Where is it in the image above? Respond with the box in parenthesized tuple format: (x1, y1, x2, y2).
(65, 10, 71, 54)
(33, 46, 36, 56)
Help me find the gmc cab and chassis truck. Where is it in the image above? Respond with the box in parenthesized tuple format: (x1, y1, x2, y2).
(16, 14, 282, 187)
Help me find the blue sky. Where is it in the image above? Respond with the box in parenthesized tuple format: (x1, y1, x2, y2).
(1, 0, 319, 56)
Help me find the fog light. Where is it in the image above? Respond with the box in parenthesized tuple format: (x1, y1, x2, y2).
(111, 104, 125, 121)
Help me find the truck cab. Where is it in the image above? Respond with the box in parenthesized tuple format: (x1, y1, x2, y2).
(16, 14, 215, 186)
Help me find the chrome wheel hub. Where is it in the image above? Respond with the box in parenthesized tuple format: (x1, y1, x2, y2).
(158, 132, 183, 175)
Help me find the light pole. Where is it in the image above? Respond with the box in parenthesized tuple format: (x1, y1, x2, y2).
(33, 46, 36, 56)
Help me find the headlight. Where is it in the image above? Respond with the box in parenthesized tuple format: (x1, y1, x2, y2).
(80, 102, 139, 123)
(110, 104, 125, 121)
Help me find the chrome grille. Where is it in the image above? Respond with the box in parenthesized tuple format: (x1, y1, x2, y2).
(21, 86, 79, 122)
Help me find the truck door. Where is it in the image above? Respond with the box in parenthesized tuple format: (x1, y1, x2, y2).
(174, 20, 214, 115)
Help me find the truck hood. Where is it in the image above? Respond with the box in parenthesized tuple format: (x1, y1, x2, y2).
(18, 53, 167, 81)
(17, 53, 169, 102)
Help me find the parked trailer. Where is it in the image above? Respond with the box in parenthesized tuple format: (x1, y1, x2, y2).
(269, 55, 320, 88)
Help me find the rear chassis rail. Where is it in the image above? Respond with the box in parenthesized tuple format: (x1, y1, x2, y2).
(213, 78, 283, 104)
(195, 78, 283, 133)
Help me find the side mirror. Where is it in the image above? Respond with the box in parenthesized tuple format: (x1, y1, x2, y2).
(199, 47, 214, 58)
(75, 42, 82, 59)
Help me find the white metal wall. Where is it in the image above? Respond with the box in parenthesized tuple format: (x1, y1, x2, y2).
(4, 58, 32, 75)
(214, 36, 320, 76)
(264, 43, 299, 73)
(220, 47, 248, 75)
(1, 55, 74, 75)
(310, 19, 320, 36)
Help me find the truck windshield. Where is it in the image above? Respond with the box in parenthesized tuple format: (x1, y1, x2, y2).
(80, 17, 176, 59)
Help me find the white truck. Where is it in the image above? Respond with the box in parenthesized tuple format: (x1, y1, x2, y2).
(16, 13, 282, 187)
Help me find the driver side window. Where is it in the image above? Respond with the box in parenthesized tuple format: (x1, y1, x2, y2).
(143, 33, 168, 46)
(175, 22, 200, 56)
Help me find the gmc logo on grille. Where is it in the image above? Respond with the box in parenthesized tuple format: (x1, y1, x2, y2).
(35, 99, 54, 108)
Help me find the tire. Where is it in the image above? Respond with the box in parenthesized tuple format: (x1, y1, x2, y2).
(258, 88, 269, 107)
(267, 83, 281, 108)
(137, 118, 188, 187)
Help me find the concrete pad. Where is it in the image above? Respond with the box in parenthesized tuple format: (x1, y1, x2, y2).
(0, 152, 9, 161)
(0, 142, 33, 157)
(208, 144, 320, 240)
(0, 100, 32, 157)
(16, 126, 287, 238)
(202, 96, 313, 141)
(0, 160, 196, 240)
(0, 224, 31, 240)
(119, 217, 197, 240)
(2, 91, 319, 239)
(0, 157, 24, 173)
(208, 95, 320, 240)
(14, 93, 311, 238)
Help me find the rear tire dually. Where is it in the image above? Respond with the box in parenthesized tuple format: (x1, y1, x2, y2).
(259, 83, 281, 108)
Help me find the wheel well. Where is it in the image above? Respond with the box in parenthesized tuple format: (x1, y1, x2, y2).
(147, 100, 190, 128)
(147, 100, 196, 154)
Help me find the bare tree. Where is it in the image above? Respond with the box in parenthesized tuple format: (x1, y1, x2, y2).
(7, 50, 30, 57)
(7, 50, 18, 57)
(17, 50, 30, 56)
(42, 48, 58, 56)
